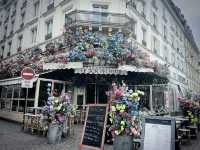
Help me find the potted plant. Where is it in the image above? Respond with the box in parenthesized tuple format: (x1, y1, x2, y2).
(43, 91, 75, 144)
(107, 82, 144, 150)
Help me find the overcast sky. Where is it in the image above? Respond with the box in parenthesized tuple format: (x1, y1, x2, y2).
(173, 0, 200, 49)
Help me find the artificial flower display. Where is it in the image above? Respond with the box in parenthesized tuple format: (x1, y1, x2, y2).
(0, 25, 168, 80)
(107, 82, 144, 137)
(43, 91, 76, 124)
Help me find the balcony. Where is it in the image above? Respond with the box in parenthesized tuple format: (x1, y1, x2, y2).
(65, 10, 131, 28)
(47, 3, 54, 11)
(45, 33, 52, 40)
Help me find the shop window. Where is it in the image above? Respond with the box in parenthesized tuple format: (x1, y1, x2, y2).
(6, 87, 13, 98)
(65, 84, 73, 93)
(28, 83, 36, 98)
(0, 86, 2, 97)
(97, 84, 108, 104)
(77, 95, 83, 109)
(27, 101, 34, 108)
(20, 88, 26, 98)
(12, 100, 18, 111)
(1, 86, 7, 98)
(18, 100, 25, 112)
(152, 85, 166, 111)
(133, 86, 150, 109)
(38, 80, 52, 106)
(13, 86, 20, 98)
(53, 82, 64, 96)
(86, 84, 95, 104)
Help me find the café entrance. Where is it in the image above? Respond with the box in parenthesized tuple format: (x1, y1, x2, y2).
(86, 83, 109, 104)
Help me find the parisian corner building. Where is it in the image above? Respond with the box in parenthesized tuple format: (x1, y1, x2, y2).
(0, 0, 199, 122)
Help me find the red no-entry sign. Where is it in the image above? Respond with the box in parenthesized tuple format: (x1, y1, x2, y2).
(21, 67, 35, 80)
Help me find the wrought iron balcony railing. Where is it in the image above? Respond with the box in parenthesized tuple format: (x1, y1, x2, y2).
(65, 10, 131, 28)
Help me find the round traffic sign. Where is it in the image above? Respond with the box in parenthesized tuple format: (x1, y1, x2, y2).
(21, 67, 35, 80)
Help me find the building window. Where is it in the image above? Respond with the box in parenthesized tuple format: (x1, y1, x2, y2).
(163, 25, 167, 40)
(20, 13, 25, 28)
(163, 46, 168, 61)
(163, 7, 167, 22)
(151, 0, 158, 10)
(1, 46, 4, 59)
(152, 36, 159, 55)
(92, 4, 109, 23)
(171, 34, 174, 48)
(31, 27, 37, 43)
(152, 12, 157, 29)
(48, 0, 54, 5)
(33, 1, 40, 17)
(7, 41, 12, 56)
(171, 53, 175, 65)
(138, 1, 146, 18)
(45, 19, 53, 40)
(65, 14, 73, 25)
(142, 27, 147, 46)
(17, 35, 23, 51)
(128, 21, 137, 39)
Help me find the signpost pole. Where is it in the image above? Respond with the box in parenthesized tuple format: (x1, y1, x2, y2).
(21, 67, 35, 130)
(22, 88, 28, 130)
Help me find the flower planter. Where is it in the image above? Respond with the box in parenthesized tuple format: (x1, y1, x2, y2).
(47, 123, 63, 144)
(113, 135, 133, 150)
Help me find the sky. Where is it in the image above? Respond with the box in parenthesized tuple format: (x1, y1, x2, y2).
(173, 0, 200, 49)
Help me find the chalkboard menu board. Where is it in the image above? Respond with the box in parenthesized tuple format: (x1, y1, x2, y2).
(80, 104, 108, 150)
(141, 116, 175, 150)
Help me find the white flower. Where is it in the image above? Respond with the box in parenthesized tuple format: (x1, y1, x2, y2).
(129, 89, 133, 94)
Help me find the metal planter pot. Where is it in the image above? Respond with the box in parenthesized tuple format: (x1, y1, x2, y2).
(113, 135, 133, 150)
(47, 123, 63, 144)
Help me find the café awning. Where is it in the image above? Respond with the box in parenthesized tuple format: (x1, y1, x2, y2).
(0, 75, 39, 86)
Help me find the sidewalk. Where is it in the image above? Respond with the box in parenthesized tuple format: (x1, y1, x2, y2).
(0, 119, 112, 150)
(0, 119, 199, 150)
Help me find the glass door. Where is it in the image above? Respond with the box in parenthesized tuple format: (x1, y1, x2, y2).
(97, 84, 109, 104)
(86, 84, 96, 104)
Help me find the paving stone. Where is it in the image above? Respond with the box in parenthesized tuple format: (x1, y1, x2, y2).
(1, 119, 199, 150)
(0, 119, 112, 150)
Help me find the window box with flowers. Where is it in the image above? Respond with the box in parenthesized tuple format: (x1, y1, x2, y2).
(107, 82, 144, 150)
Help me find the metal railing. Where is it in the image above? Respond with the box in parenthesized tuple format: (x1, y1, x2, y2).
(65, 10, 131, 27)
